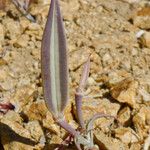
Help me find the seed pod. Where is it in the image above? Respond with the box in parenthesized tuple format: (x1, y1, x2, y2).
(41, 0, 68, 118)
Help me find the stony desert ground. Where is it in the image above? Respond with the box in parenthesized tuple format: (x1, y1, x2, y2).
(0, 0, 150, 149)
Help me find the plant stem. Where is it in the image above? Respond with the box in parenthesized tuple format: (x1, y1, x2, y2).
(75, 57, 90, 129)
(75, 88, 85, 129)
(56, 118, 91, 148)
(56, 118, 79, 136)
(87, 113, 116, 132)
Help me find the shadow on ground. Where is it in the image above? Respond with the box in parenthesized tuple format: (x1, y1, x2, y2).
(0, 122, 37, 146)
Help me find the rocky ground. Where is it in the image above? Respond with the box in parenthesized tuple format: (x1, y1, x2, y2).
(0, 0, 150, 149)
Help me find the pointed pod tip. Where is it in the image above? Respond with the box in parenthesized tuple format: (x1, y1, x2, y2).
(79, 55, 91, 89)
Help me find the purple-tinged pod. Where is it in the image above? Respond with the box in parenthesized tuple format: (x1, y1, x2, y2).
(79, 56, 90, 89)
(75, 57, 90, 129)
(41, 0, 68, 118)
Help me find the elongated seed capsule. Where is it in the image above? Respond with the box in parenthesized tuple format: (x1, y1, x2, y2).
(41, 0, 68, 118)
(75, 57, 90, 129)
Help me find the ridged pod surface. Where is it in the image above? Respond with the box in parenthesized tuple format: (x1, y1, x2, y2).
(41, 0, 68, 118)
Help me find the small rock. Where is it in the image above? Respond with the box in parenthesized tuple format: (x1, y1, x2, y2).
(0, 69, 9, 82)
(69, 49, 91, 71)
(43, 111, 60, 135)
(0, 24, 4, 43)
(20, 18, 30, 30)
(87, 77, 96, 86)
(136, 30, 145, 38)
(49, 134, 63, 145)
(14, 34, 30, 47)
(121, 0, 141, 3)
(23, 101, 48, 121)
(118, 106, 131, 126)
(25, 120, 45, 142)
(39, 135, 46, 146)
(0, 69, 15, 90)
(24, 101, 60, 134)
(134, 7, 150, 30)
(129, 143, 141, 150)
(64, 102, 74, 123)
(1, 110, 22, 123)
(10, 85, 37, 112)
(3, 18, 22, 41)
(110, 78, 138, 108)
(94, 128, 128, 150)
(61, 0, 80, 21)
(90, 52, 102, 74)
(30, 3, 49, 22)
(143, 132, 150, 150)
(0, 59, 7, 66)
(114, 127, 139, 144)
(102, 53, 112, 64)
(139, 87, 150, 102)
(38, 0, 50, 5)
(0, 0, 5, 9)
(131, 48, 138, 56)
(26, 23, 42, 40)
(133, 106, 150, 139)
(139, 31, 150, 48)
(0, 111, 36, 150)
(28, 23, 41, 31)
(108, 70, 132, 86)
